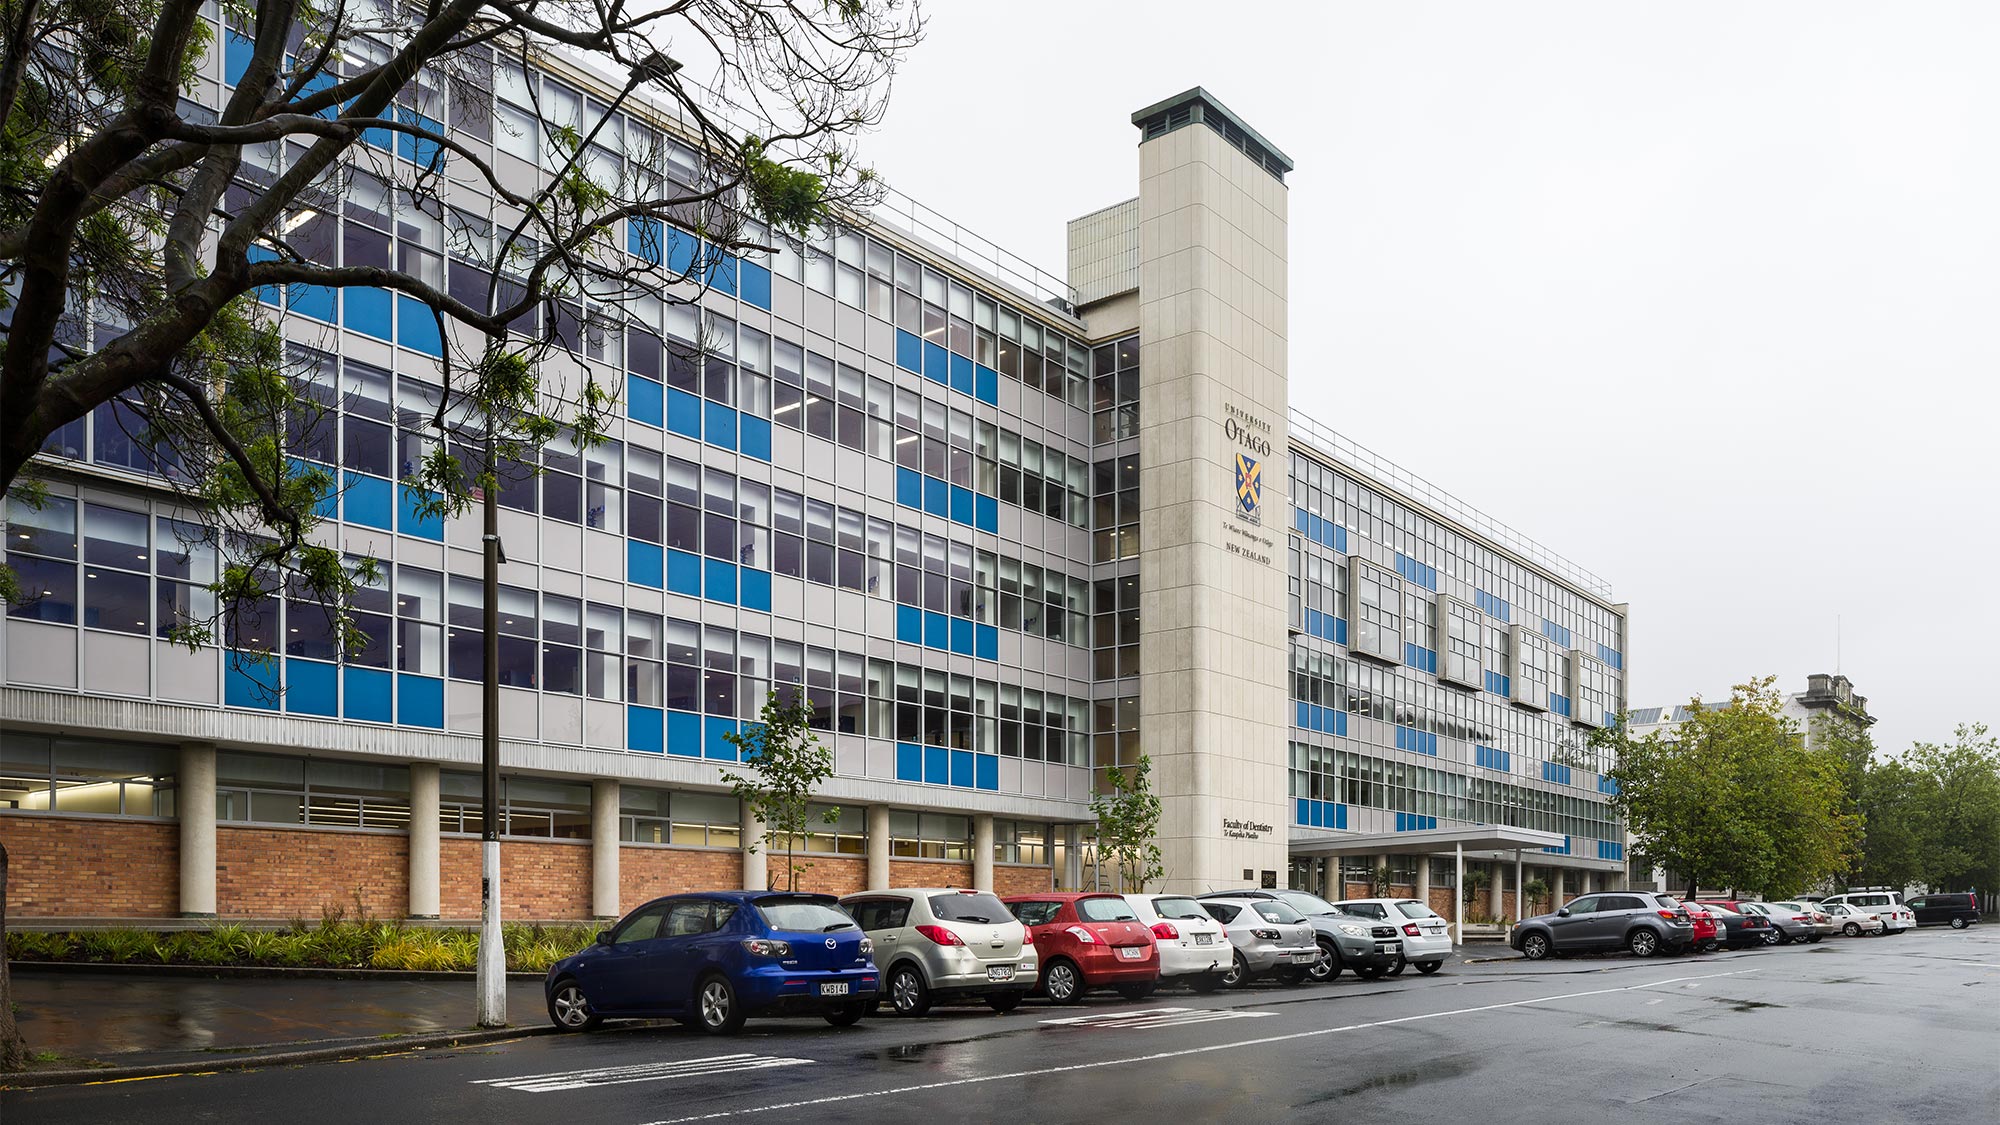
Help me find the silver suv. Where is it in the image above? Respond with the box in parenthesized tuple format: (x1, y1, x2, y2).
(840, 889, 1038, 1016)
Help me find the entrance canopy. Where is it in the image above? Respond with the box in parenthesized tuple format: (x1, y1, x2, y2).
(1289, 824, 1602, 865)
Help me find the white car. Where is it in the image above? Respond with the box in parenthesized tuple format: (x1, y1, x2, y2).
(1123, 893, 1232, 992)
(1877, 905, 1915, 934)
(1332, 897, 1453, 974)
(1823, 902, 1887, 937)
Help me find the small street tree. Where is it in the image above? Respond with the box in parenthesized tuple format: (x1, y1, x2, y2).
(1593, 677, 1859, 901)
(1899, 724, 2000, 893)
(1090, 755, 1163, 892)
(721, 691, 835, 893)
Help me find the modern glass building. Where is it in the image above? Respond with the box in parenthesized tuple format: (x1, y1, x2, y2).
(1, 46, 1628, 925)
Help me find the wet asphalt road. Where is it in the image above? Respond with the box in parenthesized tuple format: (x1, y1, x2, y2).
(9, 927, 1996, 1124)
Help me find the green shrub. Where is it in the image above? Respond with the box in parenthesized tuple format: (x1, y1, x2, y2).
(79, 929, 152, 963)
(5, 931, 74, 960)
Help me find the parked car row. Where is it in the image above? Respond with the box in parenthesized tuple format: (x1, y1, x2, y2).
(1507, 889, 1962, 960)
(544, 886, 1458, 1035)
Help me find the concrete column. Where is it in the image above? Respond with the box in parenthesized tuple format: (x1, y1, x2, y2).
(408, 762, 441, 919)
(1453, 842, 1464, 944)
(1416, 852, 1431, 905)
(1489, 861, 1504, 919)
(591, 779, 620, 919)
(178, 742, 217, 917)
(1513, 851, 1524, 921)
(972, 814, 995, 892)
(866, 805, 891, 890)
(741, 806, 768, 891)
(1063, 824, 1084, 891)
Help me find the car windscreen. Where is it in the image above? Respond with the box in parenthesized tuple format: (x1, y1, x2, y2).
(1394, 901, 1440, 920)
(757, 898, 856, 933)
(1275, 891, 1340, 915)
(928, 893, 1012, 924)
(1652, 895, 1681, 909)
(1151, 896, 1210, 921)
(1252, 901, 1305, 924)
(1075, 896, 1140, 923)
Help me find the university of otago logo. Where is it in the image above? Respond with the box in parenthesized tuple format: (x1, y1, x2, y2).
(1235, 453, 1263, 523)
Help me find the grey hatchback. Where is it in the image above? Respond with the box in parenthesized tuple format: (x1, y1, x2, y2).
(1510, 891, 1694, 959)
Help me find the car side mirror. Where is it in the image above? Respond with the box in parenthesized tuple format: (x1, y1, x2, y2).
(595, 930, 614, 946)
(1556, 908, 1570, 917)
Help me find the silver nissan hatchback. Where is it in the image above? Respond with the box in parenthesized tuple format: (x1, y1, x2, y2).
(840, 888, 1039, 1015)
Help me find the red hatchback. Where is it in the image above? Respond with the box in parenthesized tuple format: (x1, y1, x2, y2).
(1679, 902, 1722, 952)
(1003, 893, 1159, 1003)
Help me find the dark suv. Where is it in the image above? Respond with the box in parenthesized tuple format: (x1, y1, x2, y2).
(1510, 891, 1694, 959)
(1906, 893, 1981, 929)
(1198, 890, 1402, 981)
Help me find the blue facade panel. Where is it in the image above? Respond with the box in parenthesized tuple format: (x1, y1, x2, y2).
(285, 659, 338, 716)
(344, 667, 393, 723)
(896, 743, 923, 782)
(922, 341, 948, 384)
(923, 745, 949, 785)
(345, 287, 392, 340)
(974, 495, 998, 533)
(628, 706, 664, 753)
(923, 611, 948, 650)
(398, 487, 443, 541)
(704, 717, 739, 760)
(739, 416, 772, 462)
(667, 710, 702, 757)
(923, 476, 949, 517)
(975, 754, 999, 791)
(896, 467, 923, 509)
(704, 559, 738, 605)
(398, 675, 444, 728)
(666, 550, 702, 597)
(948, 354, 974, 395)
(345, 472, 393, 530)
(739, 261, 772, 309)
(629, 376, 664, 427)
(628, 541, 664, 588)
(703, 402, 737, 451)
(975, 624, 998, 660)
(739, 568, 772, 613)
(949, 486, 973, 525)
(666, 388, 702, 439)
(896, 604, 923, 645)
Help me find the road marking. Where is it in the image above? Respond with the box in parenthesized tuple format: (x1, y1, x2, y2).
(476, 1053, 812, 1093)
(634, 968, 1760, 1124)
(1040, 1007, 1275, 1030)
(1645, 998, 1664, 1005)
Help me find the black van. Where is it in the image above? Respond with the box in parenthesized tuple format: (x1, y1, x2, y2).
(1905, 893, 1980, 929)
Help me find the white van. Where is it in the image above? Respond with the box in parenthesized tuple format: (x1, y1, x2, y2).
(1819, 891, 1912, 933)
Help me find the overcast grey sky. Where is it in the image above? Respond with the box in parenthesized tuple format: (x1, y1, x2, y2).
(850, 2, 1996, 756)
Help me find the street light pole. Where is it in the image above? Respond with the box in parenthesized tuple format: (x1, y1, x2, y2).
(476, 421, 506, 1028)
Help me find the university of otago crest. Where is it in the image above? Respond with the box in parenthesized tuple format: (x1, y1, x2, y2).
(1234, 452, 1263, 523)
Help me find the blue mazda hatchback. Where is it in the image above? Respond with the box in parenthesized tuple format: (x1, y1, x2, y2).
(545, 890, 879, 1034)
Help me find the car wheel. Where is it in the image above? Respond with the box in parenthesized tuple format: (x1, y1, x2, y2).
(1275, 968, 1309, 986)
(1776, 928, 1794, 945)
(1043, 959, 1085, 1004)
(1187, 973, 1227, 994)
(1116, 981, 1157, 1001)
(1760, 928, 1780, 947)
(1628, 929, 1660, 958)
(1809, 934, 1823, 943)
(1307, 940, 1342, 982)
(546, 978, 601, 1032)
(888, 963, 932, 1017)
(985, 992, 1024, 1013)
(1220, 952, 1250, 989)
(1521, 932, 1551, 961)
(1353, 964, 1387, 980)
(1843, 923, 1861, 937)
(1415, 960, 1443, 975)
(822, 1001, 868, 1028)
(1951, 917, 1968, 930)
(1387, 957, 1407, 977)
(694, 974, 746, 1035)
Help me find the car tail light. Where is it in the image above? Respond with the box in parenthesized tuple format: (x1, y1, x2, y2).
(1793, 915, 1811, 922)
(741, 938, 792, 957)
(1658, 911, 1681, 921)
(1402, 923, 1421, 937)
(1021, 930, 1035, 947)
(1064, 925, 1098, 944)
(915, 924, 965, 947)
(1152, 922, 1180, 940)
(1251, 928, 1282, 940)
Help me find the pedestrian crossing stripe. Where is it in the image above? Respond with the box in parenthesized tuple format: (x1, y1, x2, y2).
(473, 1052, 813, 1093)
(1040, 1007, 1275, 1030)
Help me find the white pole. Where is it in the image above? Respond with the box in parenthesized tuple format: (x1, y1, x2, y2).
(477, 839, 505, 1026)
(1514, 850, 1524, 923)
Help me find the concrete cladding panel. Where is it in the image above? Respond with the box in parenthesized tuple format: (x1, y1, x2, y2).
(1136, 106, 1291, 893)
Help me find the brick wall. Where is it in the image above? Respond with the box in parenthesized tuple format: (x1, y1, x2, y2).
(1, 815, 177, 917)
(1343, 882, 1371, 900)
(440, 837, 593, 920)
(216, 826, 408, 920)
(993, 864, 1054, 897)
(619, 846, 743, 915)
(782, 854, 866, 897)
(1429, 887, 1458, 922)
(889, 859, 973, 890)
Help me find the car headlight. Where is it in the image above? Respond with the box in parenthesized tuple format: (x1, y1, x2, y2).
(1338, 924, 1367, 938)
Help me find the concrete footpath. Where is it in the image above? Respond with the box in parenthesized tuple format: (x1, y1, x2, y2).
(9, 967, 551, 1069)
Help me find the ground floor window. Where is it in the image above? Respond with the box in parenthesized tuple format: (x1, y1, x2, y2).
(0, 733, 176, 817)
(889, 811, 970, 860)
(217, 752, 408, 829)
(618, 786, 741, 848)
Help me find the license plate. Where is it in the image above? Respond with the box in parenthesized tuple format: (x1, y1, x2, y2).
(819, 982, 849, 997)
(1118, 946, 1145, 960)
(1194, 934, 1214, 946)
(1291, 950, 1316, 963)
(1377, 944, 1398, 955)
(987, 965, 1014, 982)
